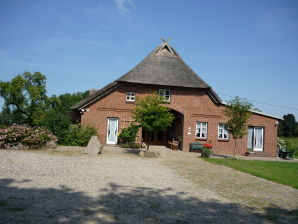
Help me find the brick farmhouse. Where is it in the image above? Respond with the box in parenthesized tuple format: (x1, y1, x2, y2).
(71, 41, 280, 156)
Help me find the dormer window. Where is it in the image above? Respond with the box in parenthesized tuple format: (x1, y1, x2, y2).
(159, 89, 171, 102)
(126, 92, 135, 102)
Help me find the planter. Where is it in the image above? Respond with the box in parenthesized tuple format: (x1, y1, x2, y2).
(201, 147, 212, 158)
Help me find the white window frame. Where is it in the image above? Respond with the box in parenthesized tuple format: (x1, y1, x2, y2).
(126, 92, 135, 102)
(159, 89, 171, 102)
(196, 122, 208, 138)
(218, 124, 229, 140)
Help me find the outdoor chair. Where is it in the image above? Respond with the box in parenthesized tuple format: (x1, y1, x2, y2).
(168, 140, 179, 150)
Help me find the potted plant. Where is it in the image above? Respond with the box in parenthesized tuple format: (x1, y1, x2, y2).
(201, 143, 212, 158)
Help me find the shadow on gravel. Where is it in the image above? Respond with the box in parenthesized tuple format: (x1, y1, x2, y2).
(0, 179, 297, 224)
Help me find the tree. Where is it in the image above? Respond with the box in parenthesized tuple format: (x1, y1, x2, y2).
(133, 94, 174, 150)
(38, 91, 89, 143)
(279, 114, 297, 137)
(0, 71, 47, 125)
(224, 97, 253, 158)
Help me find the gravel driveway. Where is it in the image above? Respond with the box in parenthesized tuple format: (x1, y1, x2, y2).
(0, 147, 297, 224)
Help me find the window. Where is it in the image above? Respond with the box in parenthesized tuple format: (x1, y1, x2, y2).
(159, 89, 171, 102)
(247, 127, 264, 151)
(196, 122, 207, 138)
(218, 124, 229, 140)
(126, 92, 135, 102)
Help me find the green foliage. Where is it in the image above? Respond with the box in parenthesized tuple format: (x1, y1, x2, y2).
(37, 111, 71, 144)
(205, 158, 298, 189)
(280, 137, 298, 159)
(0, 71, 47, 126)
(39, 91, 89, 145)
(133, 94, 174, 150)
(277, 137, 286, 150)
(47, 91, 89, 116)
(224, 97, 253, 158)
(120, 143, 140, 149)
(201, 148, 212, 158)
(278, 114, 298, 137)
(118, 123, 139, 144)
(60, 124, 97, 146)
(0, 125, 57, 149)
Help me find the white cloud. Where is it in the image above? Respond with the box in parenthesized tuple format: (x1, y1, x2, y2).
(115, 0, 134, 13)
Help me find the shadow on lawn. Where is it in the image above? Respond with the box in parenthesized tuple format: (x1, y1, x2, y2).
(0, 179, 297, 224)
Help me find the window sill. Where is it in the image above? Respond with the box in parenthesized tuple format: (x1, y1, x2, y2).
(218, 139, 229, 142)
(126, 101, 135, 104)
(195, 138, 207, 141)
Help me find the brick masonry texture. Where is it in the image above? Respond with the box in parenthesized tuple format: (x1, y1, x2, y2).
(80, 82, 278, 156)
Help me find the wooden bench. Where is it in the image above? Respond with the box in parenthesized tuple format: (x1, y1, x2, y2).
(190, 142, 204, 152)
(168, 140, 179, 150)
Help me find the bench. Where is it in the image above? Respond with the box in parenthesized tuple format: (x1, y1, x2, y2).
(190, 142, 204, 152)
(168, 140, 179, 150)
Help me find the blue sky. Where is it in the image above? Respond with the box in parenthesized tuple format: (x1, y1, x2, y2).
(0, 0, 297, 119)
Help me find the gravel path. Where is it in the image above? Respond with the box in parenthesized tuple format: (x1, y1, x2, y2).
(0, 147, 297, 223)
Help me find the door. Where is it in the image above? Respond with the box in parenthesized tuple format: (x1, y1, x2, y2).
(247, 127, 264, 151)
(107, 118, 118, 144)
(253, 127, 264, 151)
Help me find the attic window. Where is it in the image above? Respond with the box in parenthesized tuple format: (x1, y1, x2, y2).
(159, 89, 171, 102)
(126, 92, 135, 102)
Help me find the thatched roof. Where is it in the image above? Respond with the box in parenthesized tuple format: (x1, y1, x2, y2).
(117, 42, 211, 89)
(71, 42, 221, 110)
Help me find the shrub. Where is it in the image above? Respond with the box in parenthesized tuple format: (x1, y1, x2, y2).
(201, 148, 212, 158)
(60, 124, 97, 146)
(118, 124, 139, 144)
(37, 111, 70, 144)
(0, 125, 57, 149)
(22, 127, 58, 148)
(277, 137, 286, 150)
(120, 143, 140, 149)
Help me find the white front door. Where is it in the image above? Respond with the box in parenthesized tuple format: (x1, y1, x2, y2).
(247, 127, 264, 151)
(253, 127, 264, 151)
(107, 118, 118, 144)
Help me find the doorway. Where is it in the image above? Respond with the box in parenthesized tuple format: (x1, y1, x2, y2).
(107, 118, 119, 144)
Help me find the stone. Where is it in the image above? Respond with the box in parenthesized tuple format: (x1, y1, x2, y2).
(85, 136, 103, 155)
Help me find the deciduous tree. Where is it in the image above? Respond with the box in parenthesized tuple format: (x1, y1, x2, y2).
(224, 97, 253, 158)
(133, 94, 174, 150)
(0, 71, 47, 125)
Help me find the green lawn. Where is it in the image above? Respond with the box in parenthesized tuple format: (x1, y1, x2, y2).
(280, 137, 298, 158)
(204, 158, 298, 189)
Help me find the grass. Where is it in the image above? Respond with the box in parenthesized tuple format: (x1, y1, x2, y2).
(280, 137, 298, 158)
(204, 158, 298, 189)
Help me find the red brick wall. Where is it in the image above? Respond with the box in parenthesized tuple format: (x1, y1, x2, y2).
(80, 82, 278, 156)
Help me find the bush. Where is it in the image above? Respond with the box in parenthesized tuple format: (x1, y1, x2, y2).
(201, 148, 212, 158)
(118, 124, 139, 144)
(0, 125, 57, 149)
(121, 143, 140, 149)
(38, 111, 70, 144)
(277, 137, 286, 150)
(60, 124, 97, 146)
